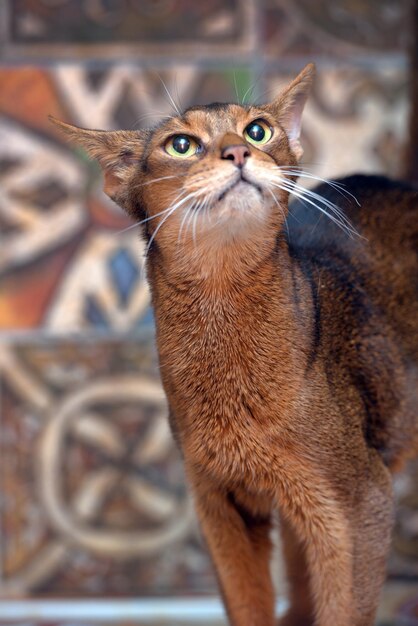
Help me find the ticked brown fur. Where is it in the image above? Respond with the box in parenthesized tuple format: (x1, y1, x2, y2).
(51, 64, 418, 626)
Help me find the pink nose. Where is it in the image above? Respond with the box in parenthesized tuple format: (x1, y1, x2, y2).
(221, 144, 250, 167)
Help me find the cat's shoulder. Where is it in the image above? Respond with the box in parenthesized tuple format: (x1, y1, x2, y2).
(287, 173, 418, 256)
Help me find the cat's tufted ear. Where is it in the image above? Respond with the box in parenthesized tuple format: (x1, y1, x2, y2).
(264, 63, 315, 160)
(49, 116, 146, 204)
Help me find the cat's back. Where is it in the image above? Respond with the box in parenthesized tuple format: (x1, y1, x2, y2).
(288, 174, 418, 253)
(287, 174, 418, 361)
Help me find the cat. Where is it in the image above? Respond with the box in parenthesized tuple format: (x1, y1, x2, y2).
(51, 63, 418, 626)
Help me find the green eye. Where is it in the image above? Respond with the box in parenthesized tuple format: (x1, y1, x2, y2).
(165, 135, 200, 158)
(244, 119, 273, 146)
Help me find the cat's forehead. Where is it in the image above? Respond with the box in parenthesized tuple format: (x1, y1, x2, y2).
(158, 103, 262, 140)
(184, 103, 249, 132)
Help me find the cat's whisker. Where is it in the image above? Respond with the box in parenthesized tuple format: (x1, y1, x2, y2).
(192, 198, 205, 245)
(133, 175, 180, 189)
(191, 203, 200, 245)
(277, 168, 350, 195)
(189, 194, 209, 245)
(116, 221, 141, 235)
(203, 194, 213, 228)
(269, 181, 360, 238)
(233, 71, 240, 105)
(117, 189, 189, 235)
(292, 184, 357, 231)
(177, 192, 208, 244)
(117, 184, 191, 234)
(145, 189, 199, 253)
(186, 171, 212, 185)
(145, 205, 178, 256)
(267, 187, 289, 239)
(131, 172, 193, 191)
(269, 174, 357, 229)
(156, 73, 182, 117)
(274, 167, 361, 206)
(173, 73, 184, 115)
(183, 204, 198, 243)
(177, 202, 194, 244)
(146, 189, 204, 253)
(242, 72, 265, 105)
(278, 179, 356, 228)
(131, 111, 176, 128)
(274, 180, 355, 232)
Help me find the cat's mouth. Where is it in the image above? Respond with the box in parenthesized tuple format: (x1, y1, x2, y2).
(217, 175, 263, 202)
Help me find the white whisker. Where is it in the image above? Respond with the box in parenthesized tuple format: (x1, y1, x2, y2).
(192, 200, 202, 245)
(274, 180, 350, 226)
(269, 181, 360, 238)
(131, 111, 176, 128)
(131, 173, 191, 191)
(137, 175, 179, 187)
(157, 74, 182, 116)
(183, 206, 196, 242)
(145, 205, 178, 255)
(279, 179, 356, 229)
(267, 188, 289, 239)
(268, 174, 359, 231)
(233, 71, 240, 105)
(242, 73, 264, 105)
(177, 199, 198, 244)
(116, 222, 141, 235)
(145, 189, 203, 253)
(274, 167, 361, 206)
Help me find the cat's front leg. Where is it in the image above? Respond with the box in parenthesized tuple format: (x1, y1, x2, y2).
(278, 476, 354, 626)
(279, 454, 393, 626)
(187, 469, 276, 626)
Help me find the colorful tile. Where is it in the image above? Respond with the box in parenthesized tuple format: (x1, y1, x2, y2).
(0, 338, 216, 597)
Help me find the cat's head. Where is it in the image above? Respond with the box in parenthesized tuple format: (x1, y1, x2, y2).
(51, 64, 314, 260)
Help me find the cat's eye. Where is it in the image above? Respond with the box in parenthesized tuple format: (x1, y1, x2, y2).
(165, 135, 201, 158)
(244, 119, 273, 146)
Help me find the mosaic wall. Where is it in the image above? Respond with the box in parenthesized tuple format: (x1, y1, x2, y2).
(0, 0, 417, 624)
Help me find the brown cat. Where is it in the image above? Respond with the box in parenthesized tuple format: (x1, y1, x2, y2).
(51, 63, 418, 626)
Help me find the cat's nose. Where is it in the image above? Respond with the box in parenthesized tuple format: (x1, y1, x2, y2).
(221, 144, 250, 168)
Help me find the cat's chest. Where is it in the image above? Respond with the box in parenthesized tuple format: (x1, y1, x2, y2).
(158, 298, 298, 485)
(162, 299, 277, 412)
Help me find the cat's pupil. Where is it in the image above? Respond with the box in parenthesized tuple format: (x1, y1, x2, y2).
(173, 136, 190, 154)
(248, 123, 265, 142)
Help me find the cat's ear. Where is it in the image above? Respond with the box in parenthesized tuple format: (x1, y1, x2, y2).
(264, 63, 315, 160)
(49, 116, 146, 203)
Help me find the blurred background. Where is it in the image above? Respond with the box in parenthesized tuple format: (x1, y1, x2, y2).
(0, 1, 417, 625)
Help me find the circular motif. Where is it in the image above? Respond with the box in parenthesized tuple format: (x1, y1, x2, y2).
(38, 376, 193, 558)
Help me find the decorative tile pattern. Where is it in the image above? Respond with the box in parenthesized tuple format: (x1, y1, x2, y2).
(0, 117, 86, 274)
(53, 65, 201, 129)
(264, 0, 410, 58)
(45, 232, 150, 331)
(0, 338, 215, 597)
(1, 0, 256, 60)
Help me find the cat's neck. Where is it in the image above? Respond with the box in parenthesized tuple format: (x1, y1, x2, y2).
(148, 221, 283, 294)
(147, 229, 309, 356)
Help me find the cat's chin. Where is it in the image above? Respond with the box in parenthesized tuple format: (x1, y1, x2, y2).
(213, 181, 266, 225)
